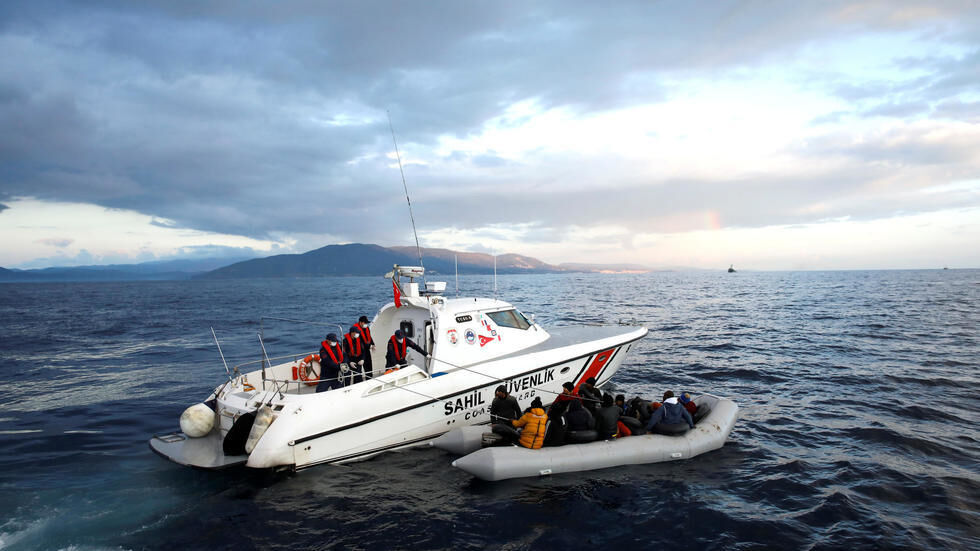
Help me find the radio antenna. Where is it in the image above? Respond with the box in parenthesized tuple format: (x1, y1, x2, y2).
(387, 110, 425, 283)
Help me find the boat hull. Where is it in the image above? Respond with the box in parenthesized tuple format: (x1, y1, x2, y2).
(276, 328, 646, 470)
(448, 394, 738, 481)
(151, 326, 647, 470)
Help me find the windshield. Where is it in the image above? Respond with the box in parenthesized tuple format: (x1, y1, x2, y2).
(486, 309, 531, 330)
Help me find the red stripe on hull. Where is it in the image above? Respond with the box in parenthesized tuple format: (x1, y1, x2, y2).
(574, 347, 617, 391)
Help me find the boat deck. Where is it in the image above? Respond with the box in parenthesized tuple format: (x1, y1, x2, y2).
(149, 430, 247, 469)
(490, 325, 644, 363)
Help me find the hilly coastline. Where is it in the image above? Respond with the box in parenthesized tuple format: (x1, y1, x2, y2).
(1, 244, 653, 282)
(197, 244, 573, 279)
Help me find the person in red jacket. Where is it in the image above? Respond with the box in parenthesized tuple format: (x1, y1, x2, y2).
(549, 382, 579, 416)
(679, 392, 697, 416)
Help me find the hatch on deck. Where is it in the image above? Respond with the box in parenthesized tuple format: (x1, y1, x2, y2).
(149, 431, 247, 470)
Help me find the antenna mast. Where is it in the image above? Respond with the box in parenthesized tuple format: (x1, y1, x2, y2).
(493, 252, 497, 301)
(387, 111, 425, 282)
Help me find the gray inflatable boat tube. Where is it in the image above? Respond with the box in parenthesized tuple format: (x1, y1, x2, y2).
(430, 424, 490, 455)
(450, 394, 738, 481)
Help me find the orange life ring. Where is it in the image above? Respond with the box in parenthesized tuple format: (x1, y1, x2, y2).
(298, 354, 321, 386)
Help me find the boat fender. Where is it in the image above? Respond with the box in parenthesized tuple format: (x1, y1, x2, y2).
(565, 430, 598, 444)
(245, 406, 276, 454)
(298, 355, 321, 387)
(652, 422, 690, 436)
(490, 424, 520, 445)
(179, 403, 216, 438)
(223, 411, 257, 456)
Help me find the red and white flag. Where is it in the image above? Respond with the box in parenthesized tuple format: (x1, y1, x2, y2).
(392, 280, 402, 308)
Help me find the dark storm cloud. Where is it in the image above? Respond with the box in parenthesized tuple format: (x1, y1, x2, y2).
(0, 1, 978, 251)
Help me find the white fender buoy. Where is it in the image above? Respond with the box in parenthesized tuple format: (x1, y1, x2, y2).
(245, 406, 275, 454)
(179, 403, 215, 438)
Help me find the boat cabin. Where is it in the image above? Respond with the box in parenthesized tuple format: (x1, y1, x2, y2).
(233, 265, 548, 396)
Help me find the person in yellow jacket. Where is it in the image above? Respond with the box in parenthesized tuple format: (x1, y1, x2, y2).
(512, 397, 548, 449)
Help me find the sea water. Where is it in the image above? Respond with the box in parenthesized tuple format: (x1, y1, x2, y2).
(0, 270, 977, 550)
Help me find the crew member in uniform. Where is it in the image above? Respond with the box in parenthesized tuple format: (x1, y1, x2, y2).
(316, 333, 344, 392)
(385, 329, 427, 372)
(355, 315, 375, 378)
(343, 325, 366, 384)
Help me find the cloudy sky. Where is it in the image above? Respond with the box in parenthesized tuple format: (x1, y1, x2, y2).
(1, 1, 978, 270)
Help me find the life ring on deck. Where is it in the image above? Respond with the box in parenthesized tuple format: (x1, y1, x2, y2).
(242, 382, 255, 392)
(298, 355, 321, 386)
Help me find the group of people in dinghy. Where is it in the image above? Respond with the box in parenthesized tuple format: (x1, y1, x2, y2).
(311, 316, 429, 393)
(489, 377, 709, 449)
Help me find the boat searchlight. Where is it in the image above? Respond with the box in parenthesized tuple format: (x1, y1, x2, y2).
(385, 265, 425, 280)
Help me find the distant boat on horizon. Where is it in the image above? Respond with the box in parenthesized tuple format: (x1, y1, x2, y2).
(728, 264, 736, 273)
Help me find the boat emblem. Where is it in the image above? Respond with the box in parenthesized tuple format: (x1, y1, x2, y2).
(464, 329, 476, 344)
(481, 317, 501, 340)
(478, 334, 495, 346)
(447, 329, 458, 345)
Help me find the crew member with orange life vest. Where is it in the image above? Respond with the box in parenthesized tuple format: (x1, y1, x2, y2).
(385, 329, 427, 372)
(343, 325, 366, 384)
(316, 333, 344, 393)
(355, 315, 375, 378)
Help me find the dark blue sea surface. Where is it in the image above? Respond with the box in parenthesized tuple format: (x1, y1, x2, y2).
(0, 270, 978, 550)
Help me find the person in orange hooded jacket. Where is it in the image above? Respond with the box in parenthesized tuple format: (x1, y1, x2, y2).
(512, 397, 548, 449)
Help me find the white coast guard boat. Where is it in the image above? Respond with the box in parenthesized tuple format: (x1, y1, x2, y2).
(150, 265, 647, 471)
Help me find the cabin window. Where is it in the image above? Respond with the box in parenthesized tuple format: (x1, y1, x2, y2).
(399, 320, 414, 338)
(486, 309, 531, 330)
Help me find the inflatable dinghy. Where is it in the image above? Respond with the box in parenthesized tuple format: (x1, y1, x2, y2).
(446, 394, 737, 481)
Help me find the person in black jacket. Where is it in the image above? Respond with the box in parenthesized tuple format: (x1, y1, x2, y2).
(595, 393, 621, 440)
(615, 394, 628, 416)
(385, 329, 428, 371)
(354, 316, 375, 378)
(579, 377, 602, 416)
(316, 333, 344, 393)
(565, 398, 594, 431)
(490, 385, 522, 424)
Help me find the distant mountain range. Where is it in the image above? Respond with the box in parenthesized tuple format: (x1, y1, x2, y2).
(0, 257, 255, 282)
(1, 244, 655, 282)
(198, 244, 577, 279)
